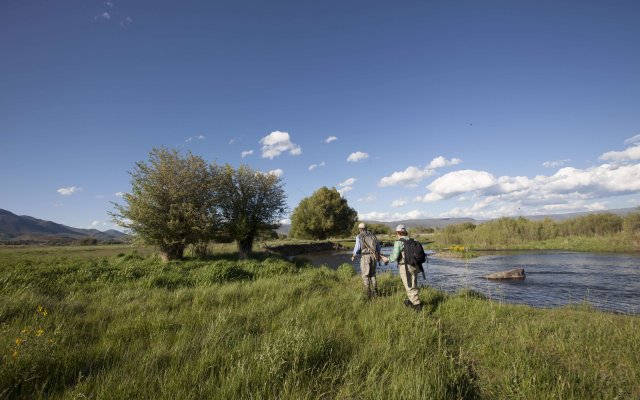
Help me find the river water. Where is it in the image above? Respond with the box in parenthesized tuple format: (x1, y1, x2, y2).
(304, 248, 640, 315)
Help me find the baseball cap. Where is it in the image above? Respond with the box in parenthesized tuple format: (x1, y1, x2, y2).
(395, 224, 406, 232)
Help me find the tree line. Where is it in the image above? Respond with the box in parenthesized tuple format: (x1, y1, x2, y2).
(433, 211, 640, 248)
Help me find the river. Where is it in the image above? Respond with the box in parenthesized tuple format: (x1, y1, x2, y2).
(303, 248, 640, 315)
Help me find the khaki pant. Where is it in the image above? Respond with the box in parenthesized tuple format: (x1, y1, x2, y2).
(398, 262, 421, 305)
(360, 254, 378, 295)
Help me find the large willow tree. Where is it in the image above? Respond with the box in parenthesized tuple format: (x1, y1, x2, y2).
(212, 164, 287, 259)
(111, 148, 218, 261)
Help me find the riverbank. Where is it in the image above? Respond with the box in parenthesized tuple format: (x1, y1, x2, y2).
(1, 248, 639, 399)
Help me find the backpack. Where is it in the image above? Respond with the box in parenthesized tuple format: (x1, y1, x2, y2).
(401, 238, 426, 270)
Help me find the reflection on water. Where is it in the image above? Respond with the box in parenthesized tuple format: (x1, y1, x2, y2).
(304, 248, 640, 314)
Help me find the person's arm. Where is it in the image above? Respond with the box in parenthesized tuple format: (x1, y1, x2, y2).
(385, 240, 403, 263)
(352, 235, 361, 259)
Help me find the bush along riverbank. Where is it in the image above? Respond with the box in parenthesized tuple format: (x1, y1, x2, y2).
(1, 251, 639, 399)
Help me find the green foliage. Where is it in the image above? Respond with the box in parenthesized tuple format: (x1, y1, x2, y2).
(1, 248, 639, 399)
(350, 222, 391, 236)
(290, 187, 358, 240)
(336, 262, 357, 279)
(111, 148, 218, 260)
(212, 164, 287, 259)
(434, 213, 640, 251)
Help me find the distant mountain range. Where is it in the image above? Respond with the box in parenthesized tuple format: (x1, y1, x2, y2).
(0, 209, 128, 245)
(277, 207, 637, 235)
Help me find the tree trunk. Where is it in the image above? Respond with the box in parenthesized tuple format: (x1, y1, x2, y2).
(237, 237, 254, 260)
(159, 243, 185, 262)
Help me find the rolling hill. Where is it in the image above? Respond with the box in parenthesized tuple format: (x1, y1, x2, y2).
(0, 209, 128, 244)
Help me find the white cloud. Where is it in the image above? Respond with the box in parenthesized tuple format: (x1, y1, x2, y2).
(279, 218, 291, 225)
(337, 186, 353, 196)
(325, 136, 338, 143)
(358, 209, 430, 222)
(338, 177, 356, 187)
(379, 156, 462, 187)
(241, 150, 254, 158)
(624, 134, 640, 145)
(115, 192, 125, 197)
(379, 166, 435, 188)
(94, 12, 111, 20)
(90, 220, 107, 228)
(105, 2, 114, 7)
(347, 151, 369, 162)
(186, 135, 206, 143)
(428, 156, 462, 169)
(542, 159, 571, 168)
(260, 131, 302, 159)
(57, 186, 82, 196)
(229, 139, 236, 145)
(308, 161, 326, 171)
(358, 194, 376, 203)
(391, 198, 409, 208)
(417, 170, 497, 202)
(599, 145, 640, 162)
(268, 169, 284, 178)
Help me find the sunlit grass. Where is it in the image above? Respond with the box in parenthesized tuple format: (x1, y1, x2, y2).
(1, 247, 639, 399)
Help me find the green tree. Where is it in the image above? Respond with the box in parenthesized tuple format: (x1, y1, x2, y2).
(290, 187, 358, 240)
(111, 148, 218, 261)
(212, 164, 287, 259)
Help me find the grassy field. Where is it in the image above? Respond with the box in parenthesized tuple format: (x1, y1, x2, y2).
(1, 246, 639, 399)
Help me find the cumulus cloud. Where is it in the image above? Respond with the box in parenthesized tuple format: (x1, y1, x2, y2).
(268, 169, 284, 178)
(542, 159, 571, 168)
(260, 131, 302, 159)
(358, 210, 430, 222)
(378, 156, 462, 187)
(337, 186, 353, 196)
(347, 151, 369, 162)
(599, 145, 640, 162)
(57, 186, 82, 196)
(241, 150, 254, 158)
(428, 156, 462, 169)
(416, 170, 497, 202)
(379, 166, 435, 188)
(308, 161, 326, 171)
(115, 192, 125, 197)
(90, 220, 107, 228)
(325, 136, 337, 143)
(424, 160, 640, 218)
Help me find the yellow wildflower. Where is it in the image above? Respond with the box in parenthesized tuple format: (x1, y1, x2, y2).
(15, 338, 23, 346)
(36, 329, 45, 337)
(21, 327, 30, 335)
(12, 350, 19, 359)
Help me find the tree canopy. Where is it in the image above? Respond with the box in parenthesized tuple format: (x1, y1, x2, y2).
(212, 165, 287, 259)
(111, 148, 218, 260)
(290, 187, 358, 240)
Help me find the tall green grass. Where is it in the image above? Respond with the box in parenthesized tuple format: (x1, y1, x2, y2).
(1, 249, 639, 399)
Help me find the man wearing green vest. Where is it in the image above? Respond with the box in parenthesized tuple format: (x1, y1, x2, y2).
(382, 225, 423, 311)
(351, 222, 381, 298)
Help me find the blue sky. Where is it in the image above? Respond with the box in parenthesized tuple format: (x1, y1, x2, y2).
(1, 0, 639, 230)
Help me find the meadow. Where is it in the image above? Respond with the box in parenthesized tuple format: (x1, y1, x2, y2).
(1, 245, 639, 399)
